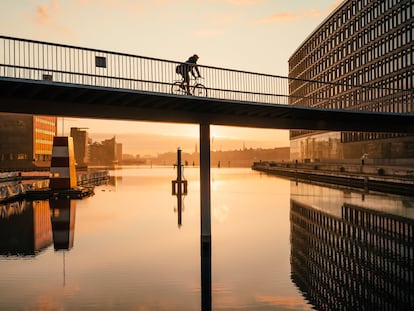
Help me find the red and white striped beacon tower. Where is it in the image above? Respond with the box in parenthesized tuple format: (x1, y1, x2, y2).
(49, 136, 77, 190)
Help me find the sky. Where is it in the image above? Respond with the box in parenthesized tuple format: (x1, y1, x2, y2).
(0, 0, 342, 155)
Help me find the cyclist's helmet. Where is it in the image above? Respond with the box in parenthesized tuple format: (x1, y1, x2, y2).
(193, 54, 199, 60)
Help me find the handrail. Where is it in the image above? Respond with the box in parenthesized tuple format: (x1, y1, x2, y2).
(0, 35, 412, 109)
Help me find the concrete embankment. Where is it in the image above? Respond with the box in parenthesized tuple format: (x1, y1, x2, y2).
(252, 161, 414, 196)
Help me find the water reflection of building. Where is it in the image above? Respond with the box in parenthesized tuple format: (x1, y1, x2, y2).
(0, 200, 52, 256)
(0, 198, 77, 256)
(290, 200, 414, 310)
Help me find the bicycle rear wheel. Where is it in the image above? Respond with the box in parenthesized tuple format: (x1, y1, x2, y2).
(171, 81, 186, 95)
(192, 84, 207, 97)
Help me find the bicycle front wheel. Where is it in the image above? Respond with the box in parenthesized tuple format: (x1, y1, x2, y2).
(171, 81, 186, 95)
(192, 84, 207, 97)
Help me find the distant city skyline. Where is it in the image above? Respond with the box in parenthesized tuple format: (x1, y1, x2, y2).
(60, 117, 289, 156)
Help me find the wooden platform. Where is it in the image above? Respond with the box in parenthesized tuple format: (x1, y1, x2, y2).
(25, 186, 94, 200)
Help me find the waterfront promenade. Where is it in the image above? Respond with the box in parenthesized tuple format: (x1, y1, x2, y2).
(252, 161, 414, 196)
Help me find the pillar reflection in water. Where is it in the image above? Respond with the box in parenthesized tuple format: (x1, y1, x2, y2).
(49, 198, 77, 251)
(201, 239, 211, 311)
(290, 200, 414, 310)
(49, 198, 77, 287)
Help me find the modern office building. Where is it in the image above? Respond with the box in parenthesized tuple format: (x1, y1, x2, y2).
(0, 113, 57, 169)
(288, 0, 414, 164)
(70, 127, 89, 168)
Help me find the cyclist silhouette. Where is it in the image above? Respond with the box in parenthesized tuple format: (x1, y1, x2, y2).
(175, 54, 202, 94)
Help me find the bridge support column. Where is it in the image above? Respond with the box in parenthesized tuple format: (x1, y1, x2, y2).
(199, 123, 211, 245)
(199, 122, 211, 310)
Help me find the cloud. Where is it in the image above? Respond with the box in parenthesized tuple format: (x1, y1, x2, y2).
(255, 295, 313, 309)
(192, 28, 224, 38)
(255, 12, 299, 24)
(210, 0, 268, 5)
(328, 0, 343, 14)
(255, 0, 341, 25)
(75, 0, 144, 14)
(31, 0, 75, 38)
(227, 0, 267, 4)
(33, 0, 60, 26)
(255, 9, 323, 24)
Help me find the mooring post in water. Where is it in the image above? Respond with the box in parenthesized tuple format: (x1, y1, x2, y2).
(172, 148, 187, 196)
(172, 148, 187, 227)
(177, 147, 182, 195)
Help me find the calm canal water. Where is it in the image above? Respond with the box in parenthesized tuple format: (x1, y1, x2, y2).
(0, 167, 413, 310)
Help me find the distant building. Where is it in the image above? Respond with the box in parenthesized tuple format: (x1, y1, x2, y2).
(0, 113, 57, 170)
(116, 143, 122, 163)
(88, 136, 118, 166)
(70, 127, 89, 168)
(288, 0, 414, 164)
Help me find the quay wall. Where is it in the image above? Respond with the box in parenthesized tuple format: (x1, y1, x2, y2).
(252, 162, 414, 196)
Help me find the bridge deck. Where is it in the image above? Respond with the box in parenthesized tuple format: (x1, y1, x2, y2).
(1, 77, 414, 133)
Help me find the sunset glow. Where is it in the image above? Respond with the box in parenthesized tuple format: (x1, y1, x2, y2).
(1, 0, 340, 154)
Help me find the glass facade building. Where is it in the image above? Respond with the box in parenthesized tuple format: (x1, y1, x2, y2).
(288, 0, 414, 164)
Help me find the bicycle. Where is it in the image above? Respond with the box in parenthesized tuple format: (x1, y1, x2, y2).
(171, 77, 207, 97)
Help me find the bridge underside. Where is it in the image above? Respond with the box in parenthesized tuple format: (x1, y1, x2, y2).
(1, 77, 414, 133)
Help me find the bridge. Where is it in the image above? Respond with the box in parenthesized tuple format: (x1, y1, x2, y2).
(1, 35, 414, 243)
(1, 35, 413, 132)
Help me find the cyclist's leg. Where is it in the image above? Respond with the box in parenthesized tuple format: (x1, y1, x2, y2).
(178, 74, 185, 90)
(184, 72, 191, 94)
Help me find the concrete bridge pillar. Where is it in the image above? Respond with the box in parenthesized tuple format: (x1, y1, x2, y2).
(199, 123, 211, 245)
(199, 123, 212, 309)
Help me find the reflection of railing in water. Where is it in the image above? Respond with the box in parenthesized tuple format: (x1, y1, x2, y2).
(0, 200, 27, 219)
(290, 200, 414, 310)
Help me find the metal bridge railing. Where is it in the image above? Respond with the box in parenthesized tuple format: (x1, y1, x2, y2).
(0, 35, 291, 105)
(0, 35, 412, 110)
